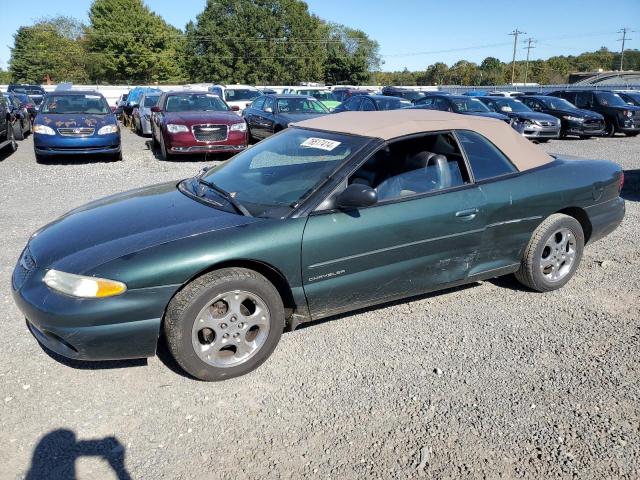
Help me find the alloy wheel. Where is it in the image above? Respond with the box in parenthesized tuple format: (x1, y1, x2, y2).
(191, 290, 271, 368)
(539, 227, 576, 282)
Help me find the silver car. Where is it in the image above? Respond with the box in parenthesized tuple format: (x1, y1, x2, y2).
(134, 93, 161, 136)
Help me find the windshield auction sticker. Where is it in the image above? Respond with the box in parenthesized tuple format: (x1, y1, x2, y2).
(301, 138, 341, 151)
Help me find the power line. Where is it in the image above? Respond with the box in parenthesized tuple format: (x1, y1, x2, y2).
(523, 37, 536, 84)
(617, 27, 634, 70)
(509, 29, 525, 84)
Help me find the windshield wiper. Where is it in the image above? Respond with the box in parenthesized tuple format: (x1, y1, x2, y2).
(197, 178, 252, 217)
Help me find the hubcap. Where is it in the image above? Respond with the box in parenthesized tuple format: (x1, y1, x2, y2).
(539, 227, 576, 282)
(191, 290, 270, 368)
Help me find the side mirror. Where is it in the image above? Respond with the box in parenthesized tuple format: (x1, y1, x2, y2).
(231, 105, 240, 112)
(150, 106, 160, 113)
(335, 184, 377, 209)
(264, 107, 273, 113)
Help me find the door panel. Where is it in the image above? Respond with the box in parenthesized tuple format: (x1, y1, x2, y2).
(301, 187, 486, 318)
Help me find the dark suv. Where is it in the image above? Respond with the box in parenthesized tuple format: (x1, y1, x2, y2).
(548, 90, 640, 137)
(8, 84, 46, 106)
(381, 86, 428, 103)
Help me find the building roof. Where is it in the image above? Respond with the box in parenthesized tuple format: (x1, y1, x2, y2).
(293, 109, 553, 172)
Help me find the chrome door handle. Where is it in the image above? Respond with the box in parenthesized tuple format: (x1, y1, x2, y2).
(455, 208, 479, 220)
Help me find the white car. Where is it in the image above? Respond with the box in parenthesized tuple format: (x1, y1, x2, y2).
(208, 85, 263, 114)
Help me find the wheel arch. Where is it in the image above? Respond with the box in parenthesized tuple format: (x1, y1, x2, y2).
(556, 207, 592, 243)
(164, 259, 297, 323)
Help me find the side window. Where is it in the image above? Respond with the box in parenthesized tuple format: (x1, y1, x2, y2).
(456, 130, 516, 181)
(348, 97, 362, 111)
(575, 92, 592, 108)
(211, 87, 223, 98)
(361, 98, 376, 111)
(346, 132, 470, 203)
(263, 97, 275, 112)
(251, 97, 265, 110)
(434, 97, 450, 111)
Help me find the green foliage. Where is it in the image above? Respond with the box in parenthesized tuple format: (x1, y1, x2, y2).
(0, 70, 13, 84)
(185, 0, 328, 85)
(376, 48, 640, 87)
(324, 23, 381, 85)
(9, 16, 89, 84)
(86, 0, 185, 83)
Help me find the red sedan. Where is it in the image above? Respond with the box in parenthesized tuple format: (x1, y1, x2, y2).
(150, 91, 248, 160)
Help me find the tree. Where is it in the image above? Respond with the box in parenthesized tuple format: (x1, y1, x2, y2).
(185, 0, 327, 85)
(0, 69, 12, 84)
(86, 0, 185, 83)
(323, 23, 381, 85)
(9, 16, 89, 84)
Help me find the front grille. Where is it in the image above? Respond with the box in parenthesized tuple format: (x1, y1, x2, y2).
(537, 120, 556, 127)
(583, 119, 604, 131)
(13, 247, 36, 290)
(58, 127, 95, 137)
(192, 124, 228, 142)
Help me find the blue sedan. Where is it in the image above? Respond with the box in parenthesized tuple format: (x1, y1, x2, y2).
(33, 91, 121, 162)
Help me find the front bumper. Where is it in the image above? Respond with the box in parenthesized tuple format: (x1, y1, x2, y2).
(12, 262, 177, 360)
(521, 126, 560, 139)
(34, 132, 121, 156)
(165, 130, 247, 154)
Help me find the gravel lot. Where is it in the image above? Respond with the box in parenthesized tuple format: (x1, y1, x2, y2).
(0, 127, 638, 479)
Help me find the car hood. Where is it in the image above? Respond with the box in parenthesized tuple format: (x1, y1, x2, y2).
(462, 111, 509, 120)
(163, 111, 243, 125)
(28, 181, 258, 274)
(34, 113, 116, 128)
(505, 111, 559, 123)
(278, 112, 328, 124)
(551, 108, 604, 119)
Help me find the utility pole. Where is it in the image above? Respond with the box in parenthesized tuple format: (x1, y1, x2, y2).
(617, 28, 633, 71)
(523, 37, 536, 85)
(509, 29, 525, 85)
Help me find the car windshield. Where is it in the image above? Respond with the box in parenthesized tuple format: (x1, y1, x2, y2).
(399, 91, 427, 101)
(15, 94, 30, 104)
(143, 96, 160, 107)
(196, 128, 368, 217)
(40, 94, 111, 114)
(540, 97, 575, 110)
(277, 98, 329, 114)
(166, 93, 229, 112)
(224, 89, 261, 102)
(595, 92, 627, 107)
(311, 91, 338, 102)
(452, 98, 490, 113)
(373, 97, 412, 110)
(493, 98, 531, 113)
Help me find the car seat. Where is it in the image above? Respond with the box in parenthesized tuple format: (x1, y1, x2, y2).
(375, 152, 452, 201)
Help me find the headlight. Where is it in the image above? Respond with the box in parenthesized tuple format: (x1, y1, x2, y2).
(97, 124, 119, 135)
(43, 269, 127, 298)
(562, 115, 583, 122)
(230, 122, 247, 132)
(167, 124, 189, 134)
(33, 125, 55, 135)
(623, 110, 632, 118)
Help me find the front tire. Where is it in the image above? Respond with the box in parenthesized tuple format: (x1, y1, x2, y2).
(158, 134, 170, 160)
(625, 132, 639, 137)
(515, 214, 584, 292)
(604, 121, 615, 137)
(164, 268, 285, 381)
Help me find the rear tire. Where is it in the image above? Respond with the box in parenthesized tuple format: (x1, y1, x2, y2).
(164, 268, 285, 381)
(13, 122, 24, 140)
(515, 214, 584, 292)
(6, 127, 17, 152)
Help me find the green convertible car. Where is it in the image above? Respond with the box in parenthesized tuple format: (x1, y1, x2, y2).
(12, 110, 625, 381)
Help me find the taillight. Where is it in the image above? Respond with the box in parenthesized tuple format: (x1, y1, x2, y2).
(618, 171, 624, 193)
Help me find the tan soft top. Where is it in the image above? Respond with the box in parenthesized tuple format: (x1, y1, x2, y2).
(294, 109, 552, 171)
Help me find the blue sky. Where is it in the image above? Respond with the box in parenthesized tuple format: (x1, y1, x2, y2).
(1, 0, 638, 72)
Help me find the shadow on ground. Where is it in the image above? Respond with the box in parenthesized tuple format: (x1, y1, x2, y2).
(25, 429, 131, 480)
